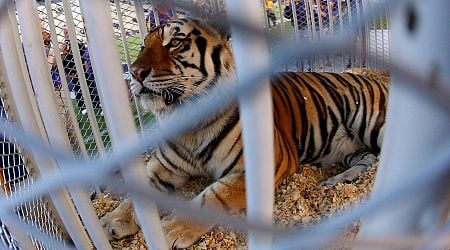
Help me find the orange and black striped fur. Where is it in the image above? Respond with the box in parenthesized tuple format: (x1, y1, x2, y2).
(100, 19, 388, 248)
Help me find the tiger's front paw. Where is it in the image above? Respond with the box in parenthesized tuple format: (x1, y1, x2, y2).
(162, 214, 213, 249)
(130, 78, 143, 96)
(100, 199, 139, 240)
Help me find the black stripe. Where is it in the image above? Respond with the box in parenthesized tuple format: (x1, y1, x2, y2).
(351, 76, 368, 142)
(178, 43, 191, 54)
(198, 111, 240, 164)
(157, 149, 188, 175)
(369, 120, 382, 154)
(220, 149, 243, 178)
(211, 45, 222, 78)
(304, 125, 316, 163)
(346, 74, 363, 129)
(179, 60, 201, 72)
(226, 133, 242, 157)
(191, 28, 202, 36)
(195, 36, 208, 79)
(210, 187, 231, 211)
(320, 106, 340, 158)
(301, 80, 328, 161)
(166, 141, 195, 166)
(314, 73, 346, 116)
(154, 172, 175, 192)
(334, 73, 359, 122)
(284, 73, 309, 161)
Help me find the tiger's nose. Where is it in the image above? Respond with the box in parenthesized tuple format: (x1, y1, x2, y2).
(131, 67, 150, 82)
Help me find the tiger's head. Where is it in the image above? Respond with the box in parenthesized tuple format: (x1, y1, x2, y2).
(130, 18, 234, 115)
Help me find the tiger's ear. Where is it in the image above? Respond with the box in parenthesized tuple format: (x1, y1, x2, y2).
(192, 15, 230, 41)
(208, 14, 231, 41)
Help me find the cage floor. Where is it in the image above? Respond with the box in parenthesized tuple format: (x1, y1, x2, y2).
(93, 163, 375, 249)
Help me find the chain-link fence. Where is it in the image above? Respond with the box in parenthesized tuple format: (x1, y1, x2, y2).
(1, 51, 66, 249)
(265, 0, 389, 72)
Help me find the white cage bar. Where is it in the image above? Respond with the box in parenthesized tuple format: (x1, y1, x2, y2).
(12, 0, 109, 248)
(359, 0, 450, 243)
(227, 0, 275, 249)
(78, 0, 167, 249)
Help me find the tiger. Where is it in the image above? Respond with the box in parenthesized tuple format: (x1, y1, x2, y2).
(100, 18, 389, 248)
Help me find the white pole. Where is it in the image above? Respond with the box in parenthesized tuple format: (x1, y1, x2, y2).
(0, 2, 92, 248)
(359, 0, 450, 247)
(226, 0, 275, 249)
(134, 0, 148, 40)
(44, 0, 89, 160)
(6, 0, 46, 138)
(13, 0, 111, 249)
(61, 0, 107, 155)
(78, 1, 167, 249)
(115, 0, 145, 132)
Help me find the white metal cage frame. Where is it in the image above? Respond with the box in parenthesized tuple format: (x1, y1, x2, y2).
(0, 0, 448, 249)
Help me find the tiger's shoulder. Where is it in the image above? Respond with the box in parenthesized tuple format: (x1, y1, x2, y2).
(344, 68, 390, 87)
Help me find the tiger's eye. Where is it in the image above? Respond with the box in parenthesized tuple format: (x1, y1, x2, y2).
(170, 40, 181, 47)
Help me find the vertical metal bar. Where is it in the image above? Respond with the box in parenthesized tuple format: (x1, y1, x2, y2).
(308, 0, 317, 70)
(215, 0, 222, 13)
(170, 0, 178, 20)
(134, 0, 148, 40)
(6, 0, 47, 137)
(44, 0, 88, 159)
(0, 2, 93, 248)
(290, 0, 300, 71)
(355, 0, 362, 69)
(291, 0, 300, 41)
(347, 0, 355, 71)
(150, 0, 161, 27)
(360, 0, 369, 68)
(372, 0, 378, 69)
(46, 0, 103, 196)
(13, 1, 112, 249)
(304, 0, 313, 72)
(277, 0, 287, 71)
(359, 0, 450, 244)
(115, 0, 144, 132)
(78, 1, 167, 249)
(337, 0, 345, 70)
(62, 0, 107, 155)
(386, 8, 390, 70)
(326, 0, 335, 71)
(226, 0, 275, 249)
(315, 0, 324, 70)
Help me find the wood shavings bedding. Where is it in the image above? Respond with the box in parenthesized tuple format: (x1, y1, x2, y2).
(93, 164, 376, 249)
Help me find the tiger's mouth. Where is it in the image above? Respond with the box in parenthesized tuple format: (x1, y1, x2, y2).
(140, 84, 182, 106)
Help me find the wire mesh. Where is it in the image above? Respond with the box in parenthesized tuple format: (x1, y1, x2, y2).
(267, 0, 389, 72)
(0, 62, 65, 249)
(5, 0, 448, 250)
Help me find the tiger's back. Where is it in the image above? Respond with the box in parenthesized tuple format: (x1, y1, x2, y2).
(270, 71, 388, 184)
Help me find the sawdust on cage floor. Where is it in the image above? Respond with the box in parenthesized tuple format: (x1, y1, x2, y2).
(92, 164, 376, 249)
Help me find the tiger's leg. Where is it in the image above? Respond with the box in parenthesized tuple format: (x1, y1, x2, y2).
(100, 157, 190, 240)
(162, 128, 298, 248)
(322, 149, 377, 186)
(161, 170, 246, 248)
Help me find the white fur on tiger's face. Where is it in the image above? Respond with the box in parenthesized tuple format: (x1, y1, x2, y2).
(103, 18, 389, 248)
(130, 19, 234, 116)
